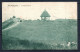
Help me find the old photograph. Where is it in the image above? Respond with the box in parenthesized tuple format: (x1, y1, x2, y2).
(2, 2, 77, 50)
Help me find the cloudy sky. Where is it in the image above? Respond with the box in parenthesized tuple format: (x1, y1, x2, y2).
(2, 2, 77, 22)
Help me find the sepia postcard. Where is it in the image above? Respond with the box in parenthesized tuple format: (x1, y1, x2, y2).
(2, 2, 77, 50)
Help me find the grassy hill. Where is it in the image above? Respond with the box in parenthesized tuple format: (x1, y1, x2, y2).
(2, 17, 21, 30)
(2, 19, 77, 50)
(2, 18, 14, 29)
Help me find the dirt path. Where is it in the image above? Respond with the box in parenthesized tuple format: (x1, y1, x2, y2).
(2, 22, 20, 31)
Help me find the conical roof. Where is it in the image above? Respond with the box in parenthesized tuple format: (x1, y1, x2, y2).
(40, 10, 51, 17)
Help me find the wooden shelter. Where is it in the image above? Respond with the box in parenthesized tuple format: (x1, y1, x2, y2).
(40, 10, 51, 20)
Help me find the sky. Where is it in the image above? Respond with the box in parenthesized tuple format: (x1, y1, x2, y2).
(2, 2, 77, 22)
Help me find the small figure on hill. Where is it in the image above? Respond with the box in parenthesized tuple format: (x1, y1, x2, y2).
(20, 20, 22, 22)
(13, 16, 16, 18)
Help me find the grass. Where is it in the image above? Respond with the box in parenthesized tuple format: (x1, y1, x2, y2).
(2, 19, 77, 50)
(2, 18, 14, 29)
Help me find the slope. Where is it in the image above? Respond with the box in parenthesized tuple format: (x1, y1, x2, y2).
(2, 19, 77, 50)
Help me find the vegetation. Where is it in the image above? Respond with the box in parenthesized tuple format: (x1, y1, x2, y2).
(2, 19, 77, 50)
(2, 19, 14, 29)
(13, 16, 16, 18)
